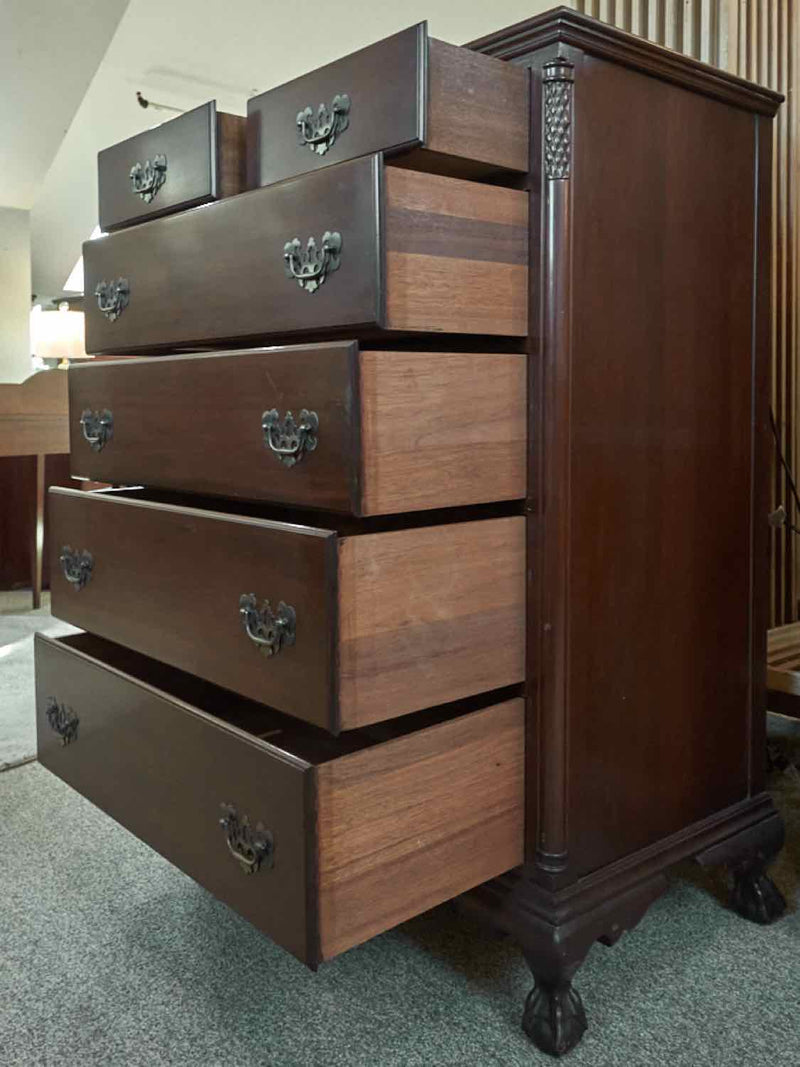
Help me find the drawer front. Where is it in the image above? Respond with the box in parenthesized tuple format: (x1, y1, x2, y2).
(35, 632, 312, 963)
(248, 24, 424, 189)
(49, 489, 526, 732)
(68, 345, 526, 515)
(98, 102, 246, 232)
(35, 632, 524, 965)
(85, 156, 381, 355)
(49, 488, 337, 730)
(247, 24, 529, 188)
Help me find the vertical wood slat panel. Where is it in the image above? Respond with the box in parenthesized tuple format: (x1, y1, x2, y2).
(572, 0, 796, 625)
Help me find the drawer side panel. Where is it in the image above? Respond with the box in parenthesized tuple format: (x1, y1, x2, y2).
(316, 697, 525, 959)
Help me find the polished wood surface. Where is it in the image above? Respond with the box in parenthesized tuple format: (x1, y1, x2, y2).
(559, 55, 764, 876)
(316, 697, 524, 959)
(0, 370, 71, 606)
(384, 167, 528, 336)
(0, 369, 68, 457)
(83, 156, 528, 355)
(49, 488, 525, 732)
(67, 346, 526, 515)
(247, 24, 528, 189)
(98, 101, 247, 232)
(337, 516, 525, 728)
(36, 632, 524, 965)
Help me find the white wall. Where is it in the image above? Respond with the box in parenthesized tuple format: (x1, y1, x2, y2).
(32, 0, 558, 298)
(0, 208, 31, 384)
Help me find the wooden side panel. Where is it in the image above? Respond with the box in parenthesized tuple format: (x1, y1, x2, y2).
(337, 516, 525, 729)
(383, 167, 529, 336)
(426, 38, 529, 173)
(359, 350, 526, 514)
(563, 55, 761, 874)
(216, 112, 247, 199)
(0, 370, 68, 457)
(48, 488, 338, 731)
(35, 633, 313, 964)
(316, 698, 525, 959)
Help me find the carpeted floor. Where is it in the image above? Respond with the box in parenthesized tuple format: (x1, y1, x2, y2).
(0, 595, 78, 770)
(1, 600, 799, 1065)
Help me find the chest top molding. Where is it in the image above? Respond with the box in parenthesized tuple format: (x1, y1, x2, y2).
(468, 5, 782, 117)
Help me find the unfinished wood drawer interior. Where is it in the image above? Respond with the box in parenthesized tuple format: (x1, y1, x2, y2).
(83, 156, 528, 355)
(247, 22, 529, 188)
(68, 344, 526, 514)
(49, 488, 526, 732)
(98, 101, 246, 233)
(36, 631, 524, 966)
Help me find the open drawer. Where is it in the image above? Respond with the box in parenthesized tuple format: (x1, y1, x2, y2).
(36, 632, 524, 966)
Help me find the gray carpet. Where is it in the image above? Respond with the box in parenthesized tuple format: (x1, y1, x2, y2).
(0, 743, 798, 1066)
(1, 599, 798, 1064)
(0, 606, 78, 770)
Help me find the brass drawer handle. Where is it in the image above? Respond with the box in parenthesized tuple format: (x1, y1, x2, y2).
(130, 154, 167, 202)
(219, 803, 274, 875)
(80, 409, 114, 452)
(95, 278, 129, 322)
(239, 594, 296, 656)
(60, 547, 94, 591)
(297, 94, 350, 155)
(262, 408, 319, 467)
(45, 698, 79, 746)
(283, 231, 342, 293)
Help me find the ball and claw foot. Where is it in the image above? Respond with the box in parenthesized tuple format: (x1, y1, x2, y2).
(522, 982, 587, 1057)
(730, 864, 787, 925)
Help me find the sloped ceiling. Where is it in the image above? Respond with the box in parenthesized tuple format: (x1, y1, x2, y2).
(0, 0, 130, 211)
(30, 0, 554, 300)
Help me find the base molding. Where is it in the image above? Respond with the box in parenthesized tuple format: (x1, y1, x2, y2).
(462, 794, 786, 1056)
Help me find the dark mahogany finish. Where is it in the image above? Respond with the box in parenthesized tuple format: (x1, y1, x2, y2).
(247, 23, 529, 188)
(86, 156, 381, 354)
(69, 343, 360, 513)
(98, 101, 246, 232)
(463, 7, 787, 1056)
(83, 155, 528, 355)
(49, 487, 337, 730)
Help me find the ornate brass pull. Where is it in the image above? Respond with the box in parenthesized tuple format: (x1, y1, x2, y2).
(60, 547, 94, 591)
(45, 698, 79, 746)
(296, 94, 350, 155)
(219, 803, 273, 875)
(80, 409, 114, 452)
(130, 154, 167, 202)
(262, 409, 318, 468)
(95, 279, 129, 322)
(239, 593, 296, 657)
(283, 232, 341, 293)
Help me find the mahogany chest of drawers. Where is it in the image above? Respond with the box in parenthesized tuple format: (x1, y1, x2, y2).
(38, 9, 787, 1058)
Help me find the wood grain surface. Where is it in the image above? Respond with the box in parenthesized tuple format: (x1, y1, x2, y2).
(337, 515, 526, 728)
(359, 349, 526, 514)
(384, 167, 528, 336)
(316, 697, 525, 959)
